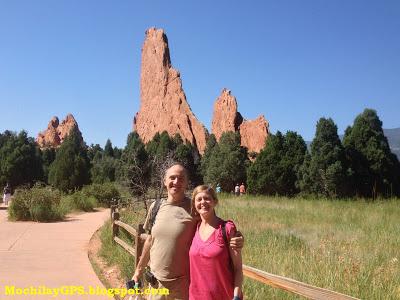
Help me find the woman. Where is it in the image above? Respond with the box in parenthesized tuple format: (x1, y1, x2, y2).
(189, 185, 243, 300)
(3, 183, 11, 206)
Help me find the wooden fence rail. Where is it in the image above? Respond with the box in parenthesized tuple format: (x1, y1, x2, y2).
(110, 205, 359, 300)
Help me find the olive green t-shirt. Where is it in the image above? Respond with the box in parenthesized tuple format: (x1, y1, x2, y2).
(144, 197, 196, 282)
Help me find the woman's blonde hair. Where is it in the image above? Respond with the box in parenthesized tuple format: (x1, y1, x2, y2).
(191, 185, 218, 216)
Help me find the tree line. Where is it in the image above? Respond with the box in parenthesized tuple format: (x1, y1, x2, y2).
(1, 108, 399, 198)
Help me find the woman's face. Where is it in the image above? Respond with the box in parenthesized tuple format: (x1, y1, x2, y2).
(194, 191, 217, 217)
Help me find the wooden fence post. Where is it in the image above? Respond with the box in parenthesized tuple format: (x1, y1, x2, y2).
(110, 204, 115, 221)
(135, 224, 145, 267)
(112, 211, 120, 244)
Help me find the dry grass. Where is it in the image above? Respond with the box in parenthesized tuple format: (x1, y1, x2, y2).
(216, 194, 400, 299)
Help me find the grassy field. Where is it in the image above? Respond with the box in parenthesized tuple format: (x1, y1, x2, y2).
(101, 195, 400, 299)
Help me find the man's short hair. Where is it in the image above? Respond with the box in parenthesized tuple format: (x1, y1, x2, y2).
(163, 161, 188, 180)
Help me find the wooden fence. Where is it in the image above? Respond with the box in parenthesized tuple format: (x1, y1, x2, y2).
(110, 205, 359, 300)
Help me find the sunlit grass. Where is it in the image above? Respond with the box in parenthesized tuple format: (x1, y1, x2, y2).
(216, 194, 400, 299)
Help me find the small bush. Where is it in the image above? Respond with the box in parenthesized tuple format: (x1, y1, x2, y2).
(9, 186, 65, 222)
(81, 182, 120, 207)
(65, 191, 97, 212)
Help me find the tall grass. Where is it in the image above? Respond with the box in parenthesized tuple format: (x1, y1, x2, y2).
(216, 195, 400, 299)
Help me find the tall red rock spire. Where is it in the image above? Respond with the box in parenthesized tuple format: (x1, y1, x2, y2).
(133, 28, 208, 154)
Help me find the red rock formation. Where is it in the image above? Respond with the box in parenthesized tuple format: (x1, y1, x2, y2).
(133, 28, 208, 154)
(211, 89, 269, 153)
(211, 89, 243, 141)
(36, 114, 81, 148)
(239, 116, 269, 153)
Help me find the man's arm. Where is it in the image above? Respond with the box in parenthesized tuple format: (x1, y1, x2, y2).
(132, 234, 152, 283)
(229, 231, 244, 250)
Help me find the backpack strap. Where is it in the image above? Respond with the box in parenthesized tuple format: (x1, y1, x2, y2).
(221, 221, 234, 272)
(149, 198, 162, 232)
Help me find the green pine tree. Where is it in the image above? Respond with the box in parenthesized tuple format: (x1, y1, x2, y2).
(104, 139, 114, 157)
(298, 118, 349, 198)
(48, 127, 90, 192)
(204, 132, 248, 192)
(343, 109, 400, 197)
(247, 131, 307, 195)
(0, 130, 43, 188)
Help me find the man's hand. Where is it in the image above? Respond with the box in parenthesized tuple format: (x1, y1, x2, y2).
(132, 270, 141, 284)
(230, 231, 244, 250)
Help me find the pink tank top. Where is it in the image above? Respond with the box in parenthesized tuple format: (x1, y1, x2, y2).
(189, 218, 236, 300)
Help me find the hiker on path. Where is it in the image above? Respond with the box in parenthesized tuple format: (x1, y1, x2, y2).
(3, 183, 11, 206)
(189, 185, 243, 300)
(132, 162, 243, 300)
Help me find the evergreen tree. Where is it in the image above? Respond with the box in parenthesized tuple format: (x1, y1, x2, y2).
(175, 141, 201, 186)
(0, 130, 43, 188)
(204, 132, 248, 192)
(104, 139, 114, 157)
(87, 144, 103, 161)
(91, 154, 117, 183)
(298, 118, 349, 197)
(145, 131, 201, 188)
(113, 147, 122, 159)
(48, 127, 90, 192)
(343, 109, 400, 197)
(41, 148, 56, 184)
(200, 134, 217, 178)
(247, 131, 307, 195)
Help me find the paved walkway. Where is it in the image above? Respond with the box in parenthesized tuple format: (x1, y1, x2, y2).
(0, 207, 111, 300)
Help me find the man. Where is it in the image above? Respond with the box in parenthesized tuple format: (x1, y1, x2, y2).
(234, 184, 240, 196)
(132, 163, 242, 299)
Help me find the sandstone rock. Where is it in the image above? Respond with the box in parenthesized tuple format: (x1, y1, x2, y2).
(211, 89, 243, 141)
(36, 114, 81, 148)
(211, 89, 269, 153)
(133, 28, 208, 154)
(239, 115, 269, 153)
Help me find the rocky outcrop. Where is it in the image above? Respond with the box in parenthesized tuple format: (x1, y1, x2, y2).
(212, 89, 269, 153)
(36, 114, 81, 148)
(133, 28, 208, 154)
(211, 89, 243, 141)
(239, 116, 269, 153)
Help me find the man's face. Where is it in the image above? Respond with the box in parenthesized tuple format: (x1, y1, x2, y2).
(164, 165, 188, 197)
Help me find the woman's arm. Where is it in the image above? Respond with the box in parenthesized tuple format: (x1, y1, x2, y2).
(229, 229, 243, 299)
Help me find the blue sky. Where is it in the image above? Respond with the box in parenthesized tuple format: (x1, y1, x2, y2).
(1, 0, 399, 148)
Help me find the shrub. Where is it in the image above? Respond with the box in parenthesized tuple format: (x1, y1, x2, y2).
(81, 182, 120, 207)
(65, 191, 97, 212)
(9, 186, 65, 222)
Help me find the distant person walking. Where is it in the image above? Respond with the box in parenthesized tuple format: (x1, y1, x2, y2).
(3, 183, 11, 206)
(216, 183, 221, 194)
(239, 183, 246, 196)
(234, 184, 240, 196)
